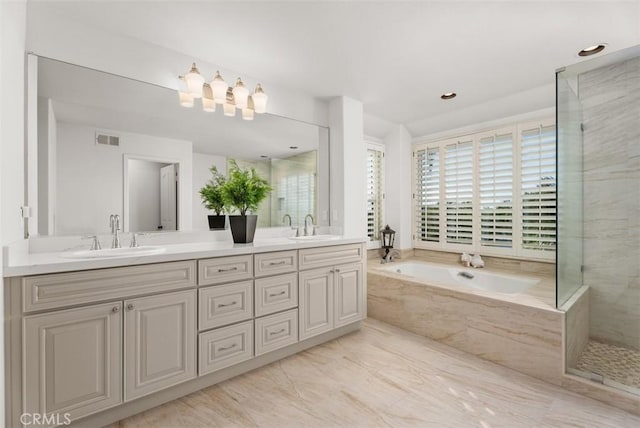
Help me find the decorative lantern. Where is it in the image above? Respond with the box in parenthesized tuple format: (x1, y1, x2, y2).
(380, 225, 396, 262)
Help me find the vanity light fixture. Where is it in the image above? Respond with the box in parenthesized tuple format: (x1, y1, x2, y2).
(578, 44, 606, 57)
(441, 92, 457, 100)
(178, 64, 268, 120)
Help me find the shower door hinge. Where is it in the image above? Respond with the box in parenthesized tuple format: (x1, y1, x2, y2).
(580, 123, 585, 132)
(580, 265, 585, 273)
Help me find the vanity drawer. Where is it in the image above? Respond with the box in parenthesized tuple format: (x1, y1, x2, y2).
(198, 320, 253, 375)
(254, 250, 297, 277)
(255, 309, 298, 356)
(23, 260, 196, 312)
(198, 255, 253, 286)
(199, 281, 253, 330)
(254, 273, 298, 317)
(298, 244, 363, 270)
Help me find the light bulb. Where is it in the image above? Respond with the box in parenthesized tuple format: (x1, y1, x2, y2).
(211, 70, 228, 104)
(184, 62, 204, 98)
(252, 83, 268, 114)
(178, 91, 194, 108)
(202, 83, 215, 112)
(232, 78, 249, 109)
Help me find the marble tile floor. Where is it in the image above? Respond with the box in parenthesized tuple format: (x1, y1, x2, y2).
(105, 319, 640, 428)
(575, 340, 640, 390)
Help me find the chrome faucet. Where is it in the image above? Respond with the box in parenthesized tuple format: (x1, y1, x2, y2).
(282, 214, 292, 227)
(109, 214, 121, 249)
(82, 235, 102, 251)
(304, 214, 316, 236)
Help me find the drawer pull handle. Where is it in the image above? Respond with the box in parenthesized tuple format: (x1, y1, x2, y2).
(218, 343, 237, 352)
(218, 267, 239, 273)
(112, 306, 120, 313)
(268, 260, 287, 266)
(218, 301, 237, 308)
(269, 328, 286, 336)
(335, 268, 341, 273)
(269, 291, 287, 297)
(127, 304, 135, 311)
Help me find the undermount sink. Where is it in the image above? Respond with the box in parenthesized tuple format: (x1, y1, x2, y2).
(60, 246, 166, 259)
(287, 234, 341, 242)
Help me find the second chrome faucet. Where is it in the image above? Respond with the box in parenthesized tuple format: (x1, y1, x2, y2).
(109, 214, 121, 248)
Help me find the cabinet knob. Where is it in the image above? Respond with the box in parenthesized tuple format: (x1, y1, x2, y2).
(127, 303, 135, 311)
(112, 306, 120, 313)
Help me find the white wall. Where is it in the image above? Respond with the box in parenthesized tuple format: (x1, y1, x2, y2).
(0, 0, 27, 422)
(56, 123, 193, 235)
(192, 153, 227, 231)
(128, 159, 168, 232)
(25, 3, 329, 127)
(383, 125, 413, 249)
(329, 97, 366, 238)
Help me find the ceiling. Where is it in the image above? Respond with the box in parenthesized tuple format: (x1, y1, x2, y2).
(38, 58, 322, 160)
(32, 1, 640, 137)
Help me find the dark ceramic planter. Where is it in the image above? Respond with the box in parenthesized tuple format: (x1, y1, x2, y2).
(228, 215, 258, 243)
(207, 215, 226, 230)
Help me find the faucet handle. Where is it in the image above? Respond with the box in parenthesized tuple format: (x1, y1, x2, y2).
(82, 235, 102, 251)
(130, 232, 147, 248)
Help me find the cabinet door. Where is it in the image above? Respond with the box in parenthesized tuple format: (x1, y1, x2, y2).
(299, 267, 334, 340)
(334, 263, 364, 327)
(23, 302, 123, 423)
(124, 290, 196, 401)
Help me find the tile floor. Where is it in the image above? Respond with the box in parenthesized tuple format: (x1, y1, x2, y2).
(575, 340, 640, 390)
(106, 319, 640, 428)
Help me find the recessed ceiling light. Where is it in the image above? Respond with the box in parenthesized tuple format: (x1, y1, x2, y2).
(289, 146, 298, 149)
(578, 44, 606, 57)
(441, 92, 457, 100)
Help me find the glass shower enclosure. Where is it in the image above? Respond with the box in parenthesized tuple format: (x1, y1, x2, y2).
(557, 45, 640, 395)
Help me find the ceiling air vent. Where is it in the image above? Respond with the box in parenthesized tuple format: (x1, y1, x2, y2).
(95, 132, 120, 147)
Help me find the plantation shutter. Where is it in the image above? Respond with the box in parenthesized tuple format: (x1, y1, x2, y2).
(414, 147, 440, 242)
(366, 146, 384, 240)
(521, 123, 557, 252)
(479, 131, 514, 248)
(445, 139, 473, 245)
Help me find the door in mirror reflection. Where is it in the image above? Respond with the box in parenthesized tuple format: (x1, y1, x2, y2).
(126, 159, 178, 232)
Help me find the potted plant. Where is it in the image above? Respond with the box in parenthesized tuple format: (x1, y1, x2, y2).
(221, 160, 272, 243)
(199, 165, 227, 230)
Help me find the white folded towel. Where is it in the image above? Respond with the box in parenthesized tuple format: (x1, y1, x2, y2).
(470, 254, 485, 268)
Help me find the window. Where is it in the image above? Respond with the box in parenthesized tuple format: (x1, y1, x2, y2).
(412, 119, 556, 260)
(366, 143, 385, 241)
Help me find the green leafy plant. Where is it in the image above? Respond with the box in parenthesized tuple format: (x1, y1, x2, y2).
(199, 165, 226, 215)
(221, 160, 273, 216)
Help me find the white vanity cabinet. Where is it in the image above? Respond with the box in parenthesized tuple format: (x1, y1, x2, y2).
(23, 302, 123, 423)
(298, 244, 365, 340)
(7, 241, 365, 427)
(124, 290, 197, 401)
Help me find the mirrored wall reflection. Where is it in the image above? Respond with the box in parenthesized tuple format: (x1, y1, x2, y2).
(233, 151, 318, 228)
(31, 55, 330, 236)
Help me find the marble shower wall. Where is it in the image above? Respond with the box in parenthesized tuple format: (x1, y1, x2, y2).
(580, 56, 640, 350)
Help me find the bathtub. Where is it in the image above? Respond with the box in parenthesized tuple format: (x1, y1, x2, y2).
(380, 261, 539, 294)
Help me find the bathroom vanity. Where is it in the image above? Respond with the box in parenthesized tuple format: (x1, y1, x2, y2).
(3, 238, 366, 427)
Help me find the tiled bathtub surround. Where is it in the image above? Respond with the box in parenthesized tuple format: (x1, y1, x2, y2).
(367, 259, 563, 385)
(580, 56, 640, 351)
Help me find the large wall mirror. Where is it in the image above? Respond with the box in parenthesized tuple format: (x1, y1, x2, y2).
(30, 56, 330, 236)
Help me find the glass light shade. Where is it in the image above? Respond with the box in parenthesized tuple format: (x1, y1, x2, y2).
(184, 63, 204, 98)
(202, 97, 216, 112)
(232, 78, 249, 109)
(178, 91, 194, 108)
(211, 70, 228, 104)
(224, 102, 236, 117)
(252, 83, 268, 114)
(202, 84, 215, 112)
(242, 107, 254, 121)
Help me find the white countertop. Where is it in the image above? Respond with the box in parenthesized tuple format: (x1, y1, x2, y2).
(3, 236, 366, 277)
